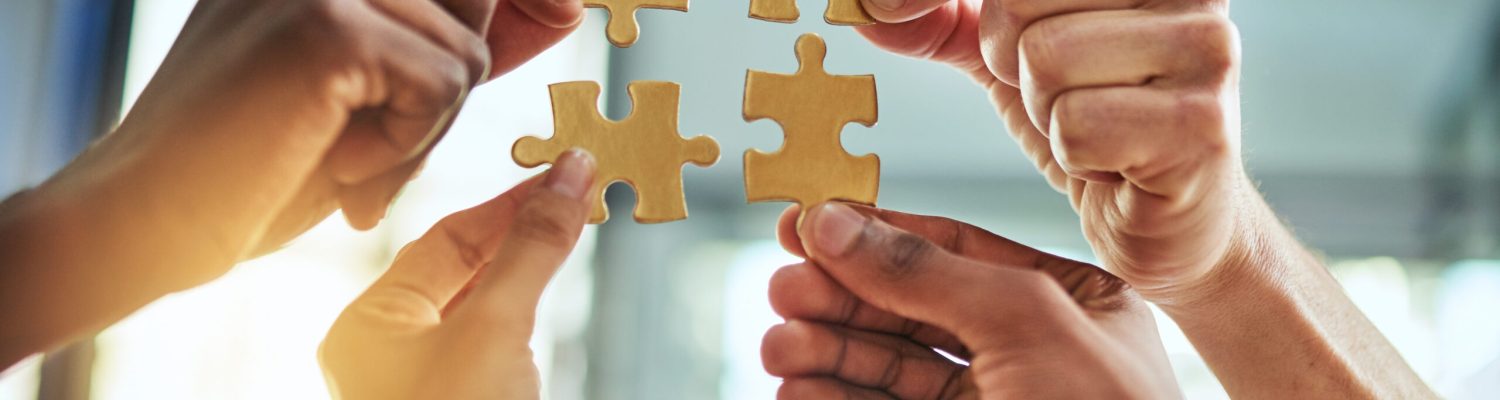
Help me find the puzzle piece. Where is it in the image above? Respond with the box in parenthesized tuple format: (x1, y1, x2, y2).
(749, 0, 873, 25)
(585, 0, 689, 47)
(514, 81, 720, 224)
(743, 33, 879, 212)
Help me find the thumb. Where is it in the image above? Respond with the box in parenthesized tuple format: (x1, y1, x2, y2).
(797, 203, 1082, 350)
(451, 149, 596, 325)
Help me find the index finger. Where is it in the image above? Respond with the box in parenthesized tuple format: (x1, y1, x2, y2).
(976, 0, 1151, 86)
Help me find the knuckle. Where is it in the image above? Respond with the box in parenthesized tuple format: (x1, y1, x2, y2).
(460, 34, 491, 84)
(998, 0, 1041, 30)
(1173, 92, 1233, 158)
(510, 193, 581, 249)
(1050, 95, 1102, 166)
(1051, 92, 1096, 135)
(1017, 22, 1066, 90)
(1177, 13, 1240, 82)
(1012, 268, 1060, 298)
(878, 229, 939, 279)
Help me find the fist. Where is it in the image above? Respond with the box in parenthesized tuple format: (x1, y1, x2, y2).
(856, 0, 1253, 300)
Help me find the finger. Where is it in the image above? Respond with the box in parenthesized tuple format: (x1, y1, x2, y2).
(776, 205, 806, 257)
(324, 20, 472, 186)
(1049, 86, 1235, 197)
(769, 262, 971, 359)
(763, 321, 968, 400)
(483, 0, 583, 80)
(780, 204, 1100, 289)
(360, 177, 543, 316)
(457, 149, 596, 322)
(511, 0, 585, 29)
(1019, 10, 1239, 134)
(854, 0, 990, 82)
(977, 0, 1147, 86)
(798, 203, 1086, 350)
(991, 83, 1074, 190)
(860, 0, 952, 23)
(336, 155, 424, 231)
(370, 0, 492, 83)
(854, 206, 1138, 311)
(778, 378, 896, 400)
(435, 0, 502, 32)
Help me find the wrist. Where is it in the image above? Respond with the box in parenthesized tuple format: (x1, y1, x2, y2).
(1148, 183, 1308, 311)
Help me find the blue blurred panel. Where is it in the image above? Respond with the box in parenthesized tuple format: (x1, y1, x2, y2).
(0, 0, 130, 192)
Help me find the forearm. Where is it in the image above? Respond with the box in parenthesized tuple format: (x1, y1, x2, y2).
(1158, 198, 1433, 399)
(0, 138, 235, 370)
(0, 184, 149, 369)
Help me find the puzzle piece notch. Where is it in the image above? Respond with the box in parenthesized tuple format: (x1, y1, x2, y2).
(743, 33, 879, 211)
(748, 0, 873, 26)
(585, 0, 689, 47)
(514, 80, 720, 224)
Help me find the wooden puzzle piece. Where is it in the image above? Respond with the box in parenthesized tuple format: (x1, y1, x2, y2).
(514, 81, 720, 224)
(585, 0, 689, 47)
(749, 0, 873, 25)
(743, 33, 879, 212)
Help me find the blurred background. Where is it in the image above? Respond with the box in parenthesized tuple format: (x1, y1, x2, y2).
(1, 0, 1498, 399)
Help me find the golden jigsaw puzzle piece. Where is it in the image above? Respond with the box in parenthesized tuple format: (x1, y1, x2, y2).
(585, 0, 689, 47)
(514, 81, 720, 224)
(748, 0, 873, 25)
(743, 33, 879, 213)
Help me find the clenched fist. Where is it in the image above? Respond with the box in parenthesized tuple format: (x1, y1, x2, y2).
(851, 0, 1434, 397)
(859, 0, 1246, 303)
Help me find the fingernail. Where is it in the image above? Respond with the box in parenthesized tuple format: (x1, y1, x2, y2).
(544, 149, 594, 200)
(811, 203, 864, 257)
(868, 0, 905, 11)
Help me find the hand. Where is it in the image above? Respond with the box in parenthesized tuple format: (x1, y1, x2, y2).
(762, 204, 1178, 399)
(63, 0, 583, 287)
(0, 0, 587, 369)
(852, 2, 1435, 397)
(320, 150, 594, 399)
(855, 0, 1247, 301)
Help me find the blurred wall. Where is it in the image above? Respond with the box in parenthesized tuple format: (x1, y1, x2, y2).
(0, 0, 52, 191)
(586, 0, 1500, 398)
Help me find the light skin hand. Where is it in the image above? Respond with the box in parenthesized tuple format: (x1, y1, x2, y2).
(321, 150, 595, 400)
(851, 0, 1433, 397)
(763, 204, 1179, 399)
(0, 0, 585, 370)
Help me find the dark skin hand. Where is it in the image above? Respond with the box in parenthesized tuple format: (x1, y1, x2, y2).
(763, 203, 1179, 399)
(850, 0, 1433, 396)
(0, 0, 586, 369)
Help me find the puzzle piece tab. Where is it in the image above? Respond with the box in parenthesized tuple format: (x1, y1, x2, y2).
(514, 81, 720, 224)
(743, 33, 879, 211)
(749, 0, 873, 25)
(585, 0, 689, 47)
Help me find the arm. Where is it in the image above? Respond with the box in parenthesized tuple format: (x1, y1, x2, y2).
(851, 0, 1433, 396)
(1162, 198, 1433, 398)
(0, 0, 584, 370)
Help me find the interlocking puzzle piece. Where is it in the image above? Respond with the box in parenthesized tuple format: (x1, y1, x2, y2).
(585, 0, 689, 47)
(749, 0, 873, 25)
(743, 33, 879, 212)
(514, 81, 720, 224)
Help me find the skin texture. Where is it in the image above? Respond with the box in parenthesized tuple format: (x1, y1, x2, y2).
(764, 204, 1180, 399)
(843, 0, 1436, 397)
(321, 150, 596, 400)
(0, 0, 585, 370)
